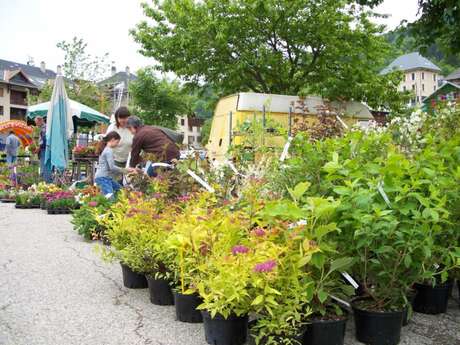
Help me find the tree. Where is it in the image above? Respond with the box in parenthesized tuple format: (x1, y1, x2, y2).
(408, 0, 460, 55)
(132, 0, 407, 111)
(129, 67, 190, 129)
(57, 37, 111, 82)
(199, 118, 213, 145)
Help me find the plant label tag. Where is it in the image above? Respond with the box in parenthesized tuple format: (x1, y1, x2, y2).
(288, 219, 307, 229)
(143, 161, 152, 175)
(187, 169, 215, 193)
(227, 161, 246, 178)
(330, 294, 351, 309)
(377, 182, 392, 208)
(336, 115, 349, 130)
(280, 136, 293, 162)
(341, 272, 359, 289)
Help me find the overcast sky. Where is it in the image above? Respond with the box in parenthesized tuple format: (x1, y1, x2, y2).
(0, 0, 420, 75)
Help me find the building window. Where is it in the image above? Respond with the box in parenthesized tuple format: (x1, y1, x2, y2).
(403, 86, 406, 91)
(0, 105, 3, 115)
(412, 84, 415, 91)
(0, 87, 3, 97)
(188, 136, 194, 143)
(412, 73, 415, 81)
(433, 74, 437, 81)
(434, 85, 436, 91)
(422, 72, 425, 80)
(197, 136, 202, 143)
(422, 84, 425, 91)
(180, 118, 185, 126)
(416, 96, 420, 103)
(10, 107, 26, 120)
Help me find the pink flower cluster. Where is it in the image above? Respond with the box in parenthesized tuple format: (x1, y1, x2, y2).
(46, 191, 74, 203)
(252, 228, 266, 237)
(253, 260, 277, 273)
(231, 245, 250, 255)
(177, 194, 192, 202)
(88, 201, 98, 207)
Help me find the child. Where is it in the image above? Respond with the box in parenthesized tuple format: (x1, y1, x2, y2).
(95, 131, 132, 198)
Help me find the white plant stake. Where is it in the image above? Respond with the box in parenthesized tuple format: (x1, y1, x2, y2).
(227, 160, 246, 178)
(330, 294, 351, 309)
(187, 169, 215, 193)
(336, 115, 349, 130)
(341, 272, 359, 289)
(280, 136, 293, 162)
(377, 181, 392, 208)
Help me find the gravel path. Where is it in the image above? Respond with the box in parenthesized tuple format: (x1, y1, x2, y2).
(0, 203, 459, 345)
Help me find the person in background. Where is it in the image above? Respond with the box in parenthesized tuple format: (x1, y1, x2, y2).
(95, 131, 135, 198)
(5, 131, 20, 165)
(34, 116, 52, 183)
(105, 107, 133, 172)
(126, 116, 180, 176)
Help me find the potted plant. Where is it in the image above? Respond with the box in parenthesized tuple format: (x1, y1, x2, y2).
(71, 195, 112, 240)
(46, 191, 78, 214)
(0, 189, 17, 203)
(73, 144, 98, 158)
(195, 216, 255, 345)
(167, 193, 247, 323)
(255, 183, 353, 345)
(97, 191, 149, 289)
(323, 150, 445, 345)
(410, 138, 460, 314)
(15, 191, 41, 208)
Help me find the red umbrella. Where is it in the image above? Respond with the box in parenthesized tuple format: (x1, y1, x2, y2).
(0, 120, 34, 146)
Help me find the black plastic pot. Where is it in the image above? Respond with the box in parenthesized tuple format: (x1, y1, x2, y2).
(146, 276, 174, 305)
(457, 281, 460, 308)
(202, 311, 248, 345)
(120, 263, 148, 289)
(303, 317, 347, 345)
(352, 301, 403, 345)
(412, 281, 451, 315)
(174, 291, 203, 323)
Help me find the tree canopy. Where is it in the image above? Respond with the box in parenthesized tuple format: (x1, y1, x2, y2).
(129, 67, 191, 129)
(408, 0, 460, 55)
(132, 0, 407, 111)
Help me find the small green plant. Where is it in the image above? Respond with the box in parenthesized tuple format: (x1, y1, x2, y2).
(15, 191, 41, 206)
(71, 195, 112, 240)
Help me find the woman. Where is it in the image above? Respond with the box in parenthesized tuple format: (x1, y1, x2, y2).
(95, 131, 134, 198)
(106, 107, 134, 170)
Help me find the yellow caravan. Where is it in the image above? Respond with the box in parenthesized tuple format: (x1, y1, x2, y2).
(206, 92, 374, 161)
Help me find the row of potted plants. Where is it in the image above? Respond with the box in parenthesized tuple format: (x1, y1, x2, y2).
(0, 182, 81, 215)
(66, 104, 459, 345)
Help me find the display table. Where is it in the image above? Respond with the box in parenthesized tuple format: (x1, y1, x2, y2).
(71, 155, 98, 183)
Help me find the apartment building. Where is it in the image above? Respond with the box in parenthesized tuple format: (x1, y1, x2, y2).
(0, 59, 56, 121)
(177, 115, 204, 147)
(381, 52, 442, 106)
